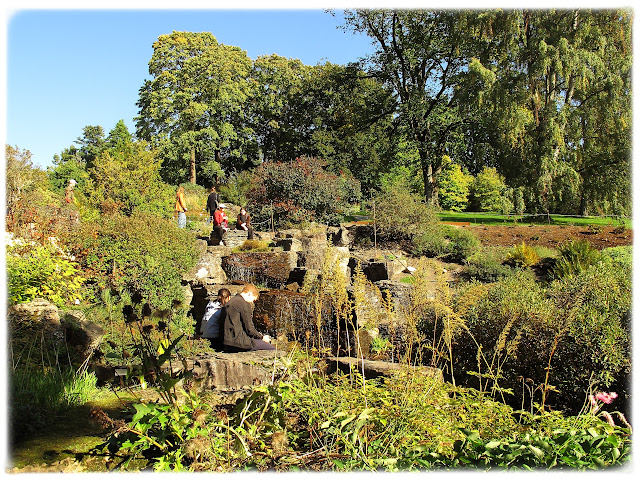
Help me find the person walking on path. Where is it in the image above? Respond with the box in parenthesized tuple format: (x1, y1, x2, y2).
(236, 206, 254, 240)
(206, 186, 220, 224)
(221, 284, 275, 352)
(64, 179, 77, 204)
(200, 288, 231, 350)
(175, 186, 188, 228)
(212, 203, 229, 245)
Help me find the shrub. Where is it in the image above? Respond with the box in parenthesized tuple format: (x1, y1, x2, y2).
(451, 264, 631, 415)
(87, 140, 174, 217)
(370, 181, 438, 239)
(464, 247, 514, 283)
(6, 242, 85, 307)
(413, 225, 480, 263)
(505, 242, 540, 268)
(246, 156, 361, 227)
(233, 239, 270, 253)
(551, 239, 601, 279)
(600, 246, 631, 270)
(71, 213, 201, 309)
(547, 259, 631, 404)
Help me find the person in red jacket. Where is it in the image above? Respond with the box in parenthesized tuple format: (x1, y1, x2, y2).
(212, 204, 229, 246)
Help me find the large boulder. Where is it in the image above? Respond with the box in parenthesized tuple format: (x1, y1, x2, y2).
(183, 246, 231, 286)
(178, 350, 287, 389)
(324, 356, 443, 381)
(61, 311, 105, 364)
(221, 251, 298, 288)
(8, 299, 104, 366)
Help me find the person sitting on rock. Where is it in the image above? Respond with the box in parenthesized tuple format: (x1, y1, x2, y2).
(236, 207, 254, 240)
(221, 284, 275, 352)
(200, 288, 231, 350)
(212, 204, 229, 246)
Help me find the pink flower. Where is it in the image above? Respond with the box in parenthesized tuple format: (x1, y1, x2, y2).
(595, 392, 618, 404)
(589, 394, 598, 413)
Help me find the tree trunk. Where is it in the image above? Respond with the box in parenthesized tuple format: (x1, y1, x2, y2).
(190, 146, 196, 184)
(421, 156, 439, 206)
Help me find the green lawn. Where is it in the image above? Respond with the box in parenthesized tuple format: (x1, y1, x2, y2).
(437, 211, 631, 228)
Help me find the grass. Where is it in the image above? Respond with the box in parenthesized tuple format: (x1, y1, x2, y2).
(437, 211, 631, 228)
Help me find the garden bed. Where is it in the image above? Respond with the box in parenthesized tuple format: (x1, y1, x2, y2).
(461, 224, 632, 250)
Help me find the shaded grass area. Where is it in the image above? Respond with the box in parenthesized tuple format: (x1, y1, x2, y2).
(8, 390, 146, 472)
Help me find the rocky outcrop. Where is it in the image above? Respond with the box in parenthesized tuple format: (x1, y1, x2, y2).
(175, 350, 287, 390)
(324, 356, 443, 381)
(9, 299, 104, 365)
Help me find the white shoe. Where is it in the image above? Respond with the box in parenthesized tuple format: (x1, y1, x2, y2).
(219, 241, 225, 246)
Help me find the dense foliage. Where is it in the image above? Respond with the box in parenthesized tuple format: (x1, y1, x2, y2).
(71, 213, 201, 309)
(246, 156, 361, 227)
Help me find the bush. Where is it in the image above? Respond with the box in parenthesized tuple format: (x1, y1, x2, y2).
(600, 246, 631, 270)
(71, 213, 201, 309)
(7, 241, 85, 307)
(414, 225, 480, 263)
(87, 141, 174, 217)
(552, 239, 601, 279)
(464, 247, 514, 283)
(246, 156, 361, 227)
(505, 242, 540, 268)
(451, 264, 631, 414)
(233, 239, 270, 253)
(370, 181, 439, 238)
(547, 259, 631, 403)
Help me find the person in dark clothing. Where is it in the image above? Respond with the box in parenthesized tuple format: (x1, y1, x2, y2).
(206, 186, 220, 223)
(236, 207, 254, 240)
(221, 284, 275, 352)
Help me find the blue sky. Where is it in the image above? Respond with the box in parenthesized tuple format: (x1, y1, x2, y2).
(3, 1, 632, 169)
(4, 6, 377, 168)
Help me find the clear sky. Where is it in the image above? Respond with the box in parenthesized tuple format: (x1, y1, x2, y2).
(3, 1, 631, 169)
(4, 4, 379, 168)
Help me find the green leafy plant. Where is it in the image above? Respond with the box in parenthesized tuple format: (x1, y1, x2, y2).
(72, 213, 200, 309)
(551, 239, 601, 278)
(464, 247, 514, 283)
(7, 242, 85, 306)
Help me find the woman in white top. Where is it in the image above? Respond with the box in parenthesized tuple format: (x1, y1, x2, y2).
(200, 288, 231, 349)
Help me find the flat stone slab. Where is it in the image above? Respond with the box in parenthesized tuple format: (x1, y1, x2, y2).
(178, 350, 287, 390)
(324, 356, 443, 381)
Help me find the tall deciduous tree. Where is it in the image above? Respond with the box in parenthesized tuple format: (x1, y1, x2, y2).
(248, 54, 312, 163)
(136, 31, 252, 185)
(342, 10, 476, 204)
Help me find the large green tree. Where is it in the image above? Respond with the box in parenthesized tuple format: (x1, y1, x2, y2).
(248, 54, 313, 163)
(342, 10, 479, 204)
(462, 9, 632, 215)
(307, 62, 399, 195)
(136, 31, 252, 185)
